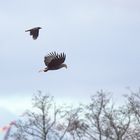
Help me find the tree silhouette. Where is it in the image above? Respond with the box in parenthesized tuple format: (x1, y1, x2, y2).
(10, 90, 140, 140)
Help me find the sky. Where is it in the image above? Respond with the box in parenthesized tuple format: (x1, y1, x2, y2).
(0, 0, 140, 138)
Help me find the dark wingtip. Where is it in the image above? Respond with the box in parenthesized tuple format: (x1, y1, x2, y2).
(63, 52, 66, 58)
(47, 51, 66, 60)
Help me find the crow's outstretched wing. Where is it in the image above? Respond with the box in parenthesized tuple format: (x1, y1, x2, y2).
(30, 29, 39, 40)
(25, 27, 41, 40)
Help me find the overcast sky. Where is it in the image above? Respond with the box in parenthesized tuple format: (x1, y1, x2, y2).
(0, 0, 140, 138)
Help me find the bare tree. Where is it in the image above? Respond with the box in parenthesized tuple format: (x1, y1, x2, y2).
(10, 91, 61, 140)
(10, 120, 28, 140)
(57, 106, 87, 140)
(125, 89, 140, 140)
(126, 89, 140, 123)
(83, 90, 111, 140)
(83, 91, 131, 140)
(10, 90, 140, 140)
(10, 91, 86, 140)
(104, 105, 131, 140)
(124, 127, 140, 140)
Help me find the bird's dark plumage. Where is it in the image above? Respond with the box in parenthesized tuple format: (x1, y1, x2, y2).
(25, 27, 42, 40)
(39, 52, 67, 72)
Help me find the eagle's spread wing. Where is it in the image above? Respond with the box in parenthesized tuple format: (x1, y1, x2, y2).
(44, 52, 66, 68)
(44, 52, 56, 66)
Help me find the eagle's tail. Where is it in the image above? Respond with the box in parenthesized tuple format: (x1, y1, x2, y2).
(38, 68, 48, 73)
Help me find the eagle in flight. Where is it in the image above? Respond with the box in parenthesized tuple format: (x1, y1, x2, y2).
(39, 52, 67, 72)
(25, 27, 42, 40)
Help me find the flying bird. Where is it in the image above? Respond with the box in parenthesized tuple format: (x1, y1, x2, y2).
(39, 52, 67, 72)
(25, 27, 42, 40)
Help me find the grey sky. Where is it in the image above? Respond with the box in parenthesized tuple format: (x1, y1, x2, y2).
(0, 0, 140, 137)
